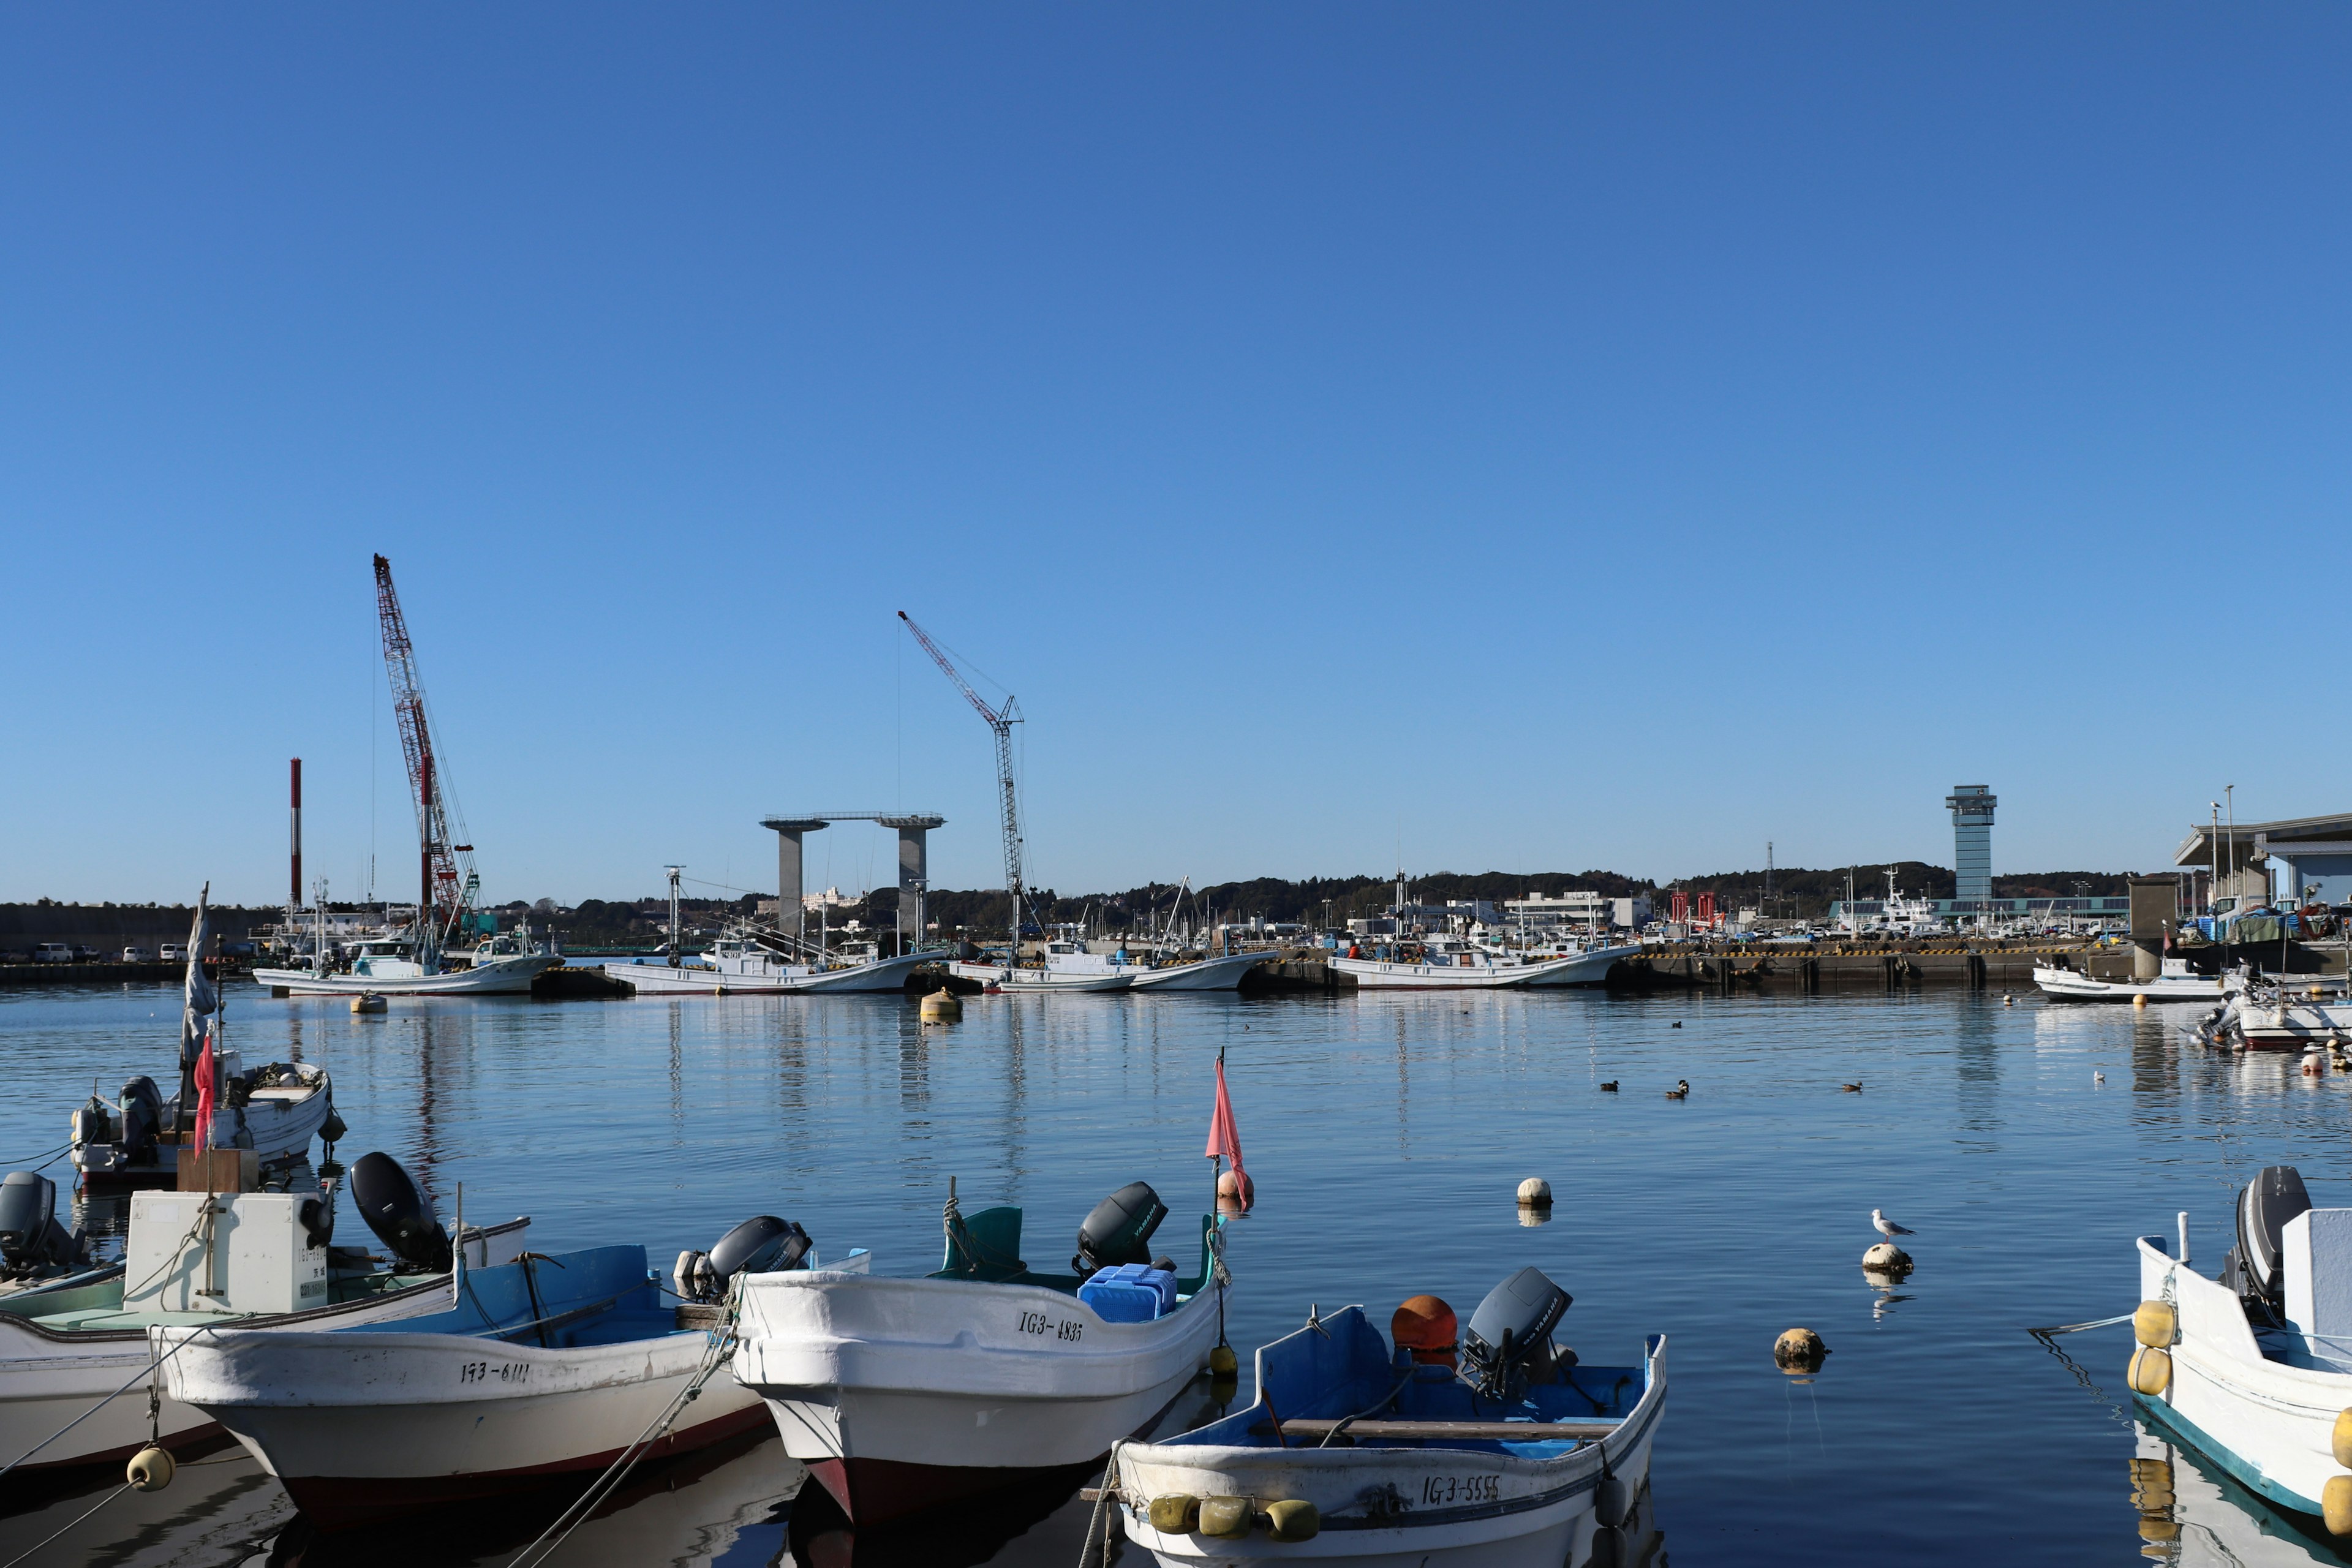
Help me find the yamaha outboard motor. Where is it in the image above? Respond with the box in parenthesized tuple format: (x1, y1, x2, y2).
(673, 1215, 813, 1302)
(1462, 1266, 1572, 1400)
(0, 1172, 82, 1276)
(349, 1152, 452, 1272)
(1073, 1182, 1169, 1278)
(2225, 1166, 2312, 1324)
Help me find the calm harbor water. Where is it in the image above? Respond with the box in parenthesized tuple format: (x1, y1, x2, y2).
(6, 979, 2351, 1567)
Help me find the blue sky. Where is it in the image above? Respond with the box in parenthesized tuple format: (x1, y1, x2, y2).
(4, 7, 2348, 907)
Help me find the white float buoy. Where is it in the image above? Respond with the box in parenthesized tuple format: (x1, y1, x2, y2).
(1516, 1177, 1553, 1208)
(1863, 1241, 1913, 1271)
(1774, 1327, 1829, 1372)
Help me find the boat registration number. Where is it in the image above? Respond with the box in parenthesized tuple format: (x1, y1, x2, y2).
(1420, 1474, 1501, 1507)
(458, 1360, 531, 1385)
(1014, 1310, 1084, 1343)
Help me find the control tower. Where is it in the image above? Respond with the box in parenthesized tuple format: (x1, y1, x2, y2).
(1946, 785, 1997, 907)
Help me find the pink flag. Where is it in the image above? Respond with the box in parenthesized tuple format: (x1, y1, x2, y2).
(1205, 1053, 1245, 1180)
(192, 1026, 217, 1158)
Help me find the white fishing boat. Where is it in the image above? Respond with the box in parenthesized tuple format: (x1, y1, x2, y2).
(157, 1218, 812, 1526)
(1128, 950, 1275, 992)
(2034, 956, 2230, 1004)
(1114, 1273, 1665, 1568)
(2128, 1164, 2352, 1537)
(256, 923, 560, 997)
(949, 952, 1137, 992)
(733, 1182, 1230, 1523)
(606, 931, 929, 996)
(1330, 938, 1627, 990)
(0, 1154, 527, 1481)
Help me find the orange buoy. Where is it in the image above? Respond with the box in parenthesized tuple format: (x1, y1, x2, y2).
(1216, 1169, 1255, 1208)
(1392, 1295, 1458, 1366)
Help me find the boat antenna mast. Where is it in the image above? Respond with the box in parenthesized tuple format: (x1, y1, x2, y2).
(374, 554, 477, 962)
(899, 611, 1024, 956)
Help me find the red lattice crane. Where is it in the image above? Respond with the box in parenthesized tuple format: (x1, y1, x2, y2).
(374, 555, 476, 952)
(898, 611, 1023, 948)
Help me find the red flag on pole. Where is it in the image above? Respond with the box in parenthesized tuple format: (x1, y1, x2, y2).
(1205, 1050, 1251, 1207)
(192, 1025, 217, 1158)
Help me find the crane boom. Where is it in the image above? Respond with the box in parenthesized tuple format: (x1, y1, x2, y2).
(898, 611, 1023, 949)
(374, 555, 477, 957)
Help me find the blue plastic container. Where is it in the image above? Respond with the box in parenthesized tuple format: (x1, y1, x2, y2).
(1079, 1264, 1178, 1323)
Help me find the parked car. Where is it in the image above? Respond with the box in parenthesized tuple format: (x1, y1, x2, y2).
(32, 943, 72, 963)
(159, 943, 186, 962)
(121, 946, 153, 963)
(71, 945, 101, 963)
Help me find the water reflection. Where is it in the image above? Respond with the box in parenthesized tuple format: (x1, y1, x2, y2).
(2131, 1422, 2352, 1566)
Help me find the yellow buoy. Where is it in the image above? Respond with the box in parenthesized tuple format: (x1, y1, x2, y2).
(919, 988, 962, 1023)
(1199, 1496, 1254, 1539)
(2128, 1346, 2172, 1396)
(1148, 1494, 1201, 1534)
(1208, 1344, 1238, 1376)
(2138, 1515, 2182, 1543)
(2128, 1454, 2174, 1511)
(2133, 1300, 2178, 1348)
(2133, 993, 2149, 1009)
(2326, 1474, 2352, 1536)
(2332, 1408, 2352, 1469)
(350, 992, 386, 1014)
(126, 1444, 175, 1492)
(1774, 1327, 1828, 1373)
(1264, 1499, 1320, 1541)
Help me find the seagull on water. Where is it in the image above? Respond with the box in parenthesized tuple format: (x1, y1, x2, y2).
(1872, 1208, 1915, 1239)
(2094, 1071, 2105, 1085)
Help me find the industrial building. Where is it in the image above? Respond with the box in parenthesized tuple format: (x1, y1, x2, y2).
(1947, 786, 1996, 905)
(2174, 811, 2352, 910)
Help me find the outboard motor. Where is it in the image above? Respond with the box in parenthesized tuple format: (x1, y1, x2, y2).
(2225, 1166, 2312, 1323)
(118, 1077, 164, 1160)
(1073, 1182, 1169, 1278)
(1461, 1266, 1572, 1400)
(673, 1215, 813, 1302)
(349, 1152, 452, 1272)
(0, 1172, 83, 1276)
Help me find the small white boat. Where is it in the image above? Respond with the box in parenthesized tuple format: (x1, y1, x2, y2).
(1330, 938, 1629, 990)
(1114, 1274, 1665, 1568)
(733, 1182, 1229, 1523)
(72, 1055, 337, 1189)
(949, 954, 1137, 992)
(256, 925, 560, 997)
(2198, 976, 2352, 1051)
(0, 1155, 527, 1480)
(2034, 956, 2230, 1004)
(1128, 950, 1274, 992)
(2128, 1165, 2352, 1536)
(159, 1225, 796, 1526)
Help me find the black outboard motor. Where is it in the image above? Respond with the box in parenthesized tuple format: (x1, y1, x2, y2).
(0, 1172, 83, 1276)
(1462, 1266, 1572, 1400)
(673, 1215, 813, 1302)
(1073, 1182, 1169, 1278)
(119, 1077, 164, 1162)
(2225, 1166, 2312, 1324)
(349, 1152, 452, 1272)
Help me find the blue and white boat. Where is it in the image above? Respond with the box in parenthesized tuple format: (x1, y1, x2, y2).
(1112, 1268, 1665, 1567)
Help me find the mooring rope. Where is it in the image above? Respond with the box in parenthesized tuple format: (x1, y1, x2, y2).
(0, 1322, 221, 1480)
(2027, 1314, 2135, 1428)
(0, 1482, 130, 1568)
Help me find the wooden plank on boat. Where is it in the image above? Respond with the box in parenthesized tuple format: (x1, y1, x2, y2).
(1250, 1418, 1618, 1441)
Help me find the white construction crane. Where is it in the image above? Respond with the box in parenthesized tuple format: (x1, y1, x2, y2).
(898, 611, 1023, 951)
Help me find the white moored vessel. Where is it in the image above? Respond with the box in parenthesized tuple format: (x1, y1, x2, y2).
(1330, 937, 1628, 990)
(2125, 1165, 2352, 1537)
(255, 922, 560, 998)
(0, 1155, 527, 1482)
(607, 932, 929, 997)
(159, 1235, 783, 1526)
(2034, 956, 2231, 1005)
(733, 1182, 1230, 1523)
(1115, 1274, 1665, 1568)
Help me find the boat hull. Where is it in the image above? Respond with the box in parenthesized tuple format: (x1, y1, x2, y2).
(1127, 952, 1273, 992)
(254, 954, 559, 996)
(2134, 1235, 2346, 1518)
(160, 1324, 766, 1529)
(734, 1270, 1227, 1522)
(948, 962, 1134, 992)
